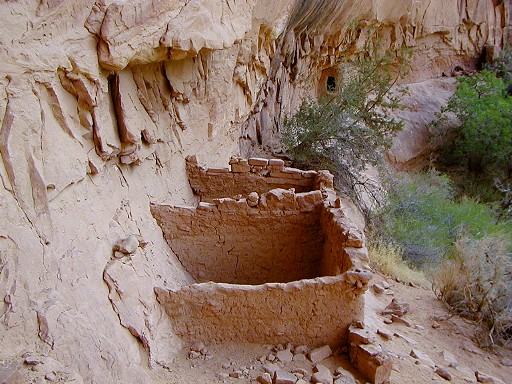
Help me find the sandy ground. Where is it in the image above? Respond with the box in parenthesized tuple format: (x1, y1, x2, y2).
(149, 273, 512, 384)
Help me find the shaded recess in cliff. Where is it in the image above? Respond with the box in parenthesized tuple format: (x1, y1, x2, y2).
(240, 0, 511, 158)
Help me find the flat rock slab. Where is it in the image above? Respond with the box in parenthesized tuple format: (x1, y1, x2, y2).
(308, 345, 332, 363)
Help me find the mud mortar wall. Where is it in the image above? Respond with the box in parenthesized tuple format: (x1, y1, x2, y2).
(155, 273, 369, 347)
(151, 203, 325, 284)
(153, 158, 372, 347)
(186, 156, 317, 200)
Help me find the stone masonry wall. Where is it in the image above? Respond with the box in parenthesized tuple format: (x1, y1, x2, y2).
(151, 201, 325, 285)
(153, 158, 372, 347)
(186, 155, 317, 200)
(155, 271, 371, 348)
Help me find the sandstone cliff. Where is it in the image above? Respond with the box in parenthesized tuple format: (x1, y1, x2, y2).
(0, 1, 509, 382)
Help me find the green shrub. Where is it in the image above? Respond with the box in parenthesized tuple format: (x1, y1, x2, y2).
(376, 171, 512, 269)
(435, 70, 512, 187)
(281, 47, 409, 215)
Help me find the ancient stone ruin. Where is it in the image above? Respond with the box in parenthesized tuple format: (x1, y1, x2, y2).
(152, 156, 372, 347)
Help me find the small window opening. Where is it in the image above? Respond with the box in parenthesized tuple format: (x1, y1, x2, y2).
(326, 76, 336, 92)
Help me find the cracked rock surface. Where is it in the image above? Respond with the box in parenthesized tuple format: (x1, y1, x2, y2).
(0, 0, 509, 382)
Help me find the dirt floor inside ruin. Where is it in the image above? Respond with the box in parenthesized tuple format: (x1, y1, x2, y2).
(148, 272, 512, 384)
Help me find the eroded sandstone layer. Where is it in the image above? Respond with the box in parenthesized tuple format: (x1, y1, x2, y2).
(0, 0, 509, 382)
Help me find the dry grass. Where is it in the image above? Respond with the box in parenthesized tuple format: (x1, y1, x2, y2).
(368, 239, 430, 288)
(433, 233, 512, 346)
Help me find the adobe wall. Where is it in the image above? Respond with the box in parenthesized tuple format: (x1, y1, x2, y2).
(151, 195, 325, 284)
(153, 157, 372, 347)
(186, 155, 318, 200)
(155, 271, 371, 347)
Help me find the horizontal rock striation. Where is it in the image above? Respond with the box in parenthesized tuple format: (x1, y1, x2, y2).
(0, 0, 509, 382)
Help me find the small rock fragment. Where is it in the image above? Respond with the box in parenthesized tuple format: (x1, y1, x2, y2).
(291, 368, 309, 378)
(435, 367, 452, 381)
(114, 235, 139, 254)
(188, 351, 201, 359)
(294, 345, 309, 355)
(277, 349, 294, 363)
(45, 373, 57, 382)
(439, 351, 458, 368)
(263, 363, 279, 375)
(377, 328, 393, 340)
(267, 353, 276, 362)
(348, 326, 375, 345)
(247, 192, 259, 207)
(230, 370, 243, 378)
(274, 369, 298, 384)
(390, 314, 413, 327)
(393, 332, 417, 344)
(372, 283, 385, 294)
(382, 298, 410, 317)
(475, 371, 500, 383)
(292, 353, 308, 363)
(24, 357, 41, 365)
(334, 371, 357, 384)
(312, 364, 333, 384)
(410, 349, 435, 368)
(190, 341, 205, 352)
(218, 372, 230, 380)
(308, 345, 332, 363)
(257, 373, 272, 384)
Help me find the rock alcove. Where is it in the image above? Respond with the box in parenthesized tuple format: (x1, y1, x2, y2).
(152, 156, 372, 346)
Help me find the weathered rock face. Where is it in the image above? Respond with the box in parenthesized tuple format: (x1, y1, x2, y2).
(0, 0, 509, 382)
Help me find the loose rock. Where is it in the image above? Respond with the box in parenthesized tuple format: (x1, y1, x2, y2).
(390, 314, 413, 327)
(308, 345, 332, 364)
(292, 353, 308, 363)
(394, 332, 417, 344)
(372, 283, 385, 294)
(476, 371, 500, 383)
(114, 235, 139, 254)
(312, 364, 333, 384)
(410, 349, 435, 368)
(435, 367, 453, 381)
(382, 298, 410, 317)
(294, 345, 309, 355)
(190, 341, 205, 352)
(377, 328, 393, 340)
(277, 349, 294, 363)
(263, 363, 280, 375)
(439, 350, 458, 368)
(274, 369, 298, 384)
(45, 373, 57, 382)
(230, 370, 243, 378)
(257, 372, 273, 384)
